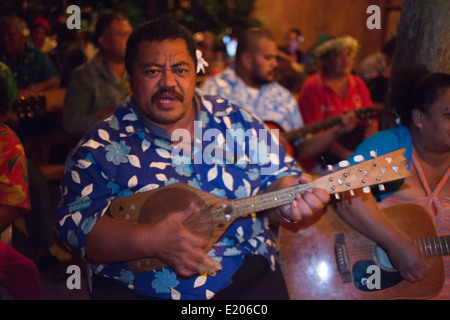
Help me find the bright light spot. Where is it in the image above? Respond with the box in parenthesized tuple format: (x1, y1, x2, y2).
(317, 261, 330, 281)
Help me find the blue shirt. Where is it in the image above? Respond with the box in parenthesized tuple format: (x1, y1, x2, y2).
(348, 125, 413, 201)
(200, 67, 304, 131)
(55, 93, 302, 300)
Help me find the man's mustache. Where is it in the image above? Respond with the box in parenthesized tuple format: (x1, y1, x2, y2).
(151, 87, 184, 103)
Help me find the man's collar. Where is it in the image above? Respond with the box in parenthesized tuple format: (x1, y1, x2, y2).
(318, 71, 355, 89)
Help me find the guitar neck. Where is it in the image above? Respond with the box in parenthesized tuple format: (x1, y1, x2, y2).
(231, 184, 309, 218)
(284, 106, 382, 142)
(284, 116, 342, 142)
(415, 235, 450, 256)
(228, 148, 408, 221)
(230, 177, 333, 218)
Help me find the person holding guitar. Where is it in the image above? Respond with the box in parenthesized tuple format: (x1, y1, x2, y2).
(55, 20, 330, 300)
(200, 28, 357, 165)
(298, 36, 378, 174)
(335, 68, 450, 298)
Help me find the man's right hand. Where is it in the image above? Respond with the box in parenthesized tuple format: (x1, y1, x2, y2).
(335, 110, 357, 137)
(147, 202, 222, 278)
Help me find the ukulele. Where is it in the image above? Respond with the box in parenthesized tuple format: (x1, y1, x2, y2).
(110, 148, 409, 273)
(280, 204, 447, 300)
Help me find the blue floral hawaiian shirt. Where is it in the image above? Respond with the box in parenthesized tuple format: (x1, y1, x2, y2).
(55, 92, 302, 300)
(200, 67, 304, 131)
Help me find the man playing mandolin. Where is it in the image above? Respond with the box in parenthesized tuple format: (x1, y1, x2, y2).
(55, 20, 330, 300)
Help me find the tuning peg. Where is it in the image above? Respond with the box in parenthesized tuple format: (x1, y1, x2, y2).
(370, 150, 377, 158)
(353, 155, 365, 163)
(349, 190, 355, 197)
(378, 184, 385, 191)
(334, 193, 340, 200)
(338, 160, 350, 168)
(363, 186, 371, 193)
(327, 164, 334, 173)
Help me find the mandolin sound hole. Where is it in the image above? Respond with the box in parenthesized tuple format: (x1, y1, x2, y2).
(138, 186, 214, 240)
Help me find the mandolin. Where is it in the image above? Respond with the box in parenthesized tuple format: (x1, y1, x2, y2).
(280, 203, 447, 300)
(110, 148, 409, 273)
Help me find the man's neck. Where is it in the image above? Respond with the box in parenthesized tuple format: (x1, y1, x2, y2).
(235, 67, 261, 90)
(323, 69, 348, 81)
(102, 53, 126, 78)
(136, 96, 199, 137)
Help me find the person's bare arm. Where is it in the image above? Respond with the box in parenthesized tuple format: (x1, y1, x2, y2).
(295, 110, 357, 161)
(18, 77, 61, 98)
(334, 189, 430, 282)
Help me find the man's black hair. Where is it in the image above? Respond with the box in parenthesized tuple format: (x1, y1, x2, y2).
(125, 19, 197, 76)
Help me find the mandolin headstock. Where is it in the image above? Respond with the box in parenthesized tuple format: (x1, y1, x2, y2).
(309, 148, 410, 195)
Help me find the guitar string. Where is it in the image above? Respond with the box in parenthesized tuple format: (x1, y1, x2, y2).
(336, 236, 449, 258)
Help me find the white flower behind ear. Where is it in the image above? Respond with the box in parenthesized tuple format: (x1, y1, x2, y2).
(196, 49, 209, 74)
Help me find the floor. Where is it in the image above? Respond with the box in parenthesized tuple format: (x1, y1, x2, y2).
(1, 178, 91, 300)
(1, 221, 91, 300)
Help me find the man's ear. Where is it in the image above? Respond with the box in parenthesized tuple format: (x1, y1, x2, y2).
(241, 52, 253, 70)
(412, 108, 424, 128)
(97, 35, 107, 50)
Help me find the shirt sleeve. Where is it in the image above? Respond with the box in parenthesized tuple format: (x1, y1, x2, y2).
(348, 125, 413, 201)
(283, 89, 304, 129)
(199, 77, 220, 96)
(55, 140, 116, 256)
(0, 126, 30, 210)
(0, 63, 18, 102)
(241, 108, 303, 189)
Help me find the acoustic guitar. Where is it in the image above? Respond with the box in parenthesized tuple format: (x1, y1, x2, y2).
(279, 203, 447, 300)
(12, 95, 46, 120)
(110, 148, 409, 274)
(265, 104, 385, 156)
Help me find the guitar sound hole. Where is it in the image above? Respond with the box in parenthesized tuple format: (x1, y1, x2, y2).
(373, 245, 395, 271)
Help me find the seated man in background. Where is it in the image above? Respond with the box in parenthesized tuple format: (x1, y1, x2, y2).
(63, 13, 133, 138)
(0, 15, 60, 98)
(201, 27, 356, 166)
(55, 19, 330, 300)
(298, 35, 377, 174)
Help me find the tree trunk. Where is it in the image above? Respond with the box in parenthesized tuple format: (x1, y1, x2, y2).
(382, 0, 450, 129)
(393, 0, 450, 72)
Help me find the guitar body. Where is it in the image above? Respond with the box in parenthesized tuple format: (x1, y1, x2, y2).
(264, 121, 295, 156)
(110, 183, 234, 273)
(279, 204, 445, 300)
